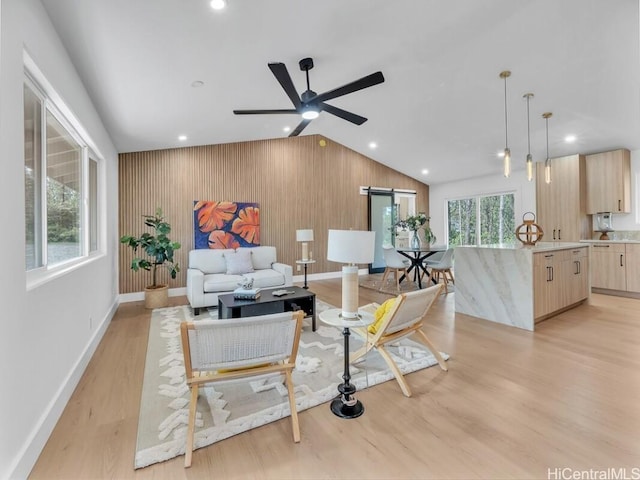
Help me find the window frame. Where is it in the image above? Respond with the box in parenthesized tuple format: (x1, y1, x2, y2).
(446, 190, 517, 247)
(24, 58, 104, 290)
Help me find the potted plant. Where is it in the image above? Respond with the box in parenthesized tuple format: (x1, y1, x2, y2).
(120, 207, 181, 309)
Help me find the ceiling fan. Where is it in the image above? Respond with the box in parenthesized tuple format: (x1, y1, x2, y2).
(233, 57, 385, 137)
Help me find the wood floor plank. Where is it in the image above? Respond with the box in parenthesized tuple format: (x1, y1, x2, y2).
(29, 278, 640, 479)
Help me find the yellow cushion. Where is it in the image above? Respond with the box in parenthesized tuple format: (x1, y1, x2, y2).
(368, 298, 398, 334)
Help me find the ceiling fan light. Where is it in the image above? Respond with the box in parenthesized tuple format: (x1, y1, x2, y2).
(301, 107, 319, 120)
(210, 0, 227, 10)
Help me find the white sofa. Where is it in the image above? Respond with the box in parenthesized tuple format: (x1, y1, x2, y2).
(186, 246, 293, 314)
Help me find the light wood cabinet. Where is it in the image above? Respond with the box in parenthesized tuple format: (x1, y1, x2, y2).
(533, 247, 589, 321)
(626, 244, 640, 293)
(536, 154, 591, 242)
(585, 149, 631, 214)
(590, 243, 626, 290)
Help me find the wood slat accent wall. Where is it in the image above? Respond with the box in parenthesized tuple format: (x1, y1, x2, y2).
(118, 135, 429, 293)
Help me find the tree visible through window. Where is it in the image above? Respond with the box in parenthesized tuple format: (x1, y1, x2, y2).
(448, 193, 515, 246)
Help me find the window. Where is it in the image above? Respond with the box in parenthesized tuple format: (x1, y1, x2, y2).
(447, 193, 515, 246)
(24, 70, 101, 277)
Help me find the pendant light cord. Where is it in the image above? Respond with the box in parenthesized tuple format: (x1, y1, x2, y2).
(503, 76, 509, 148)
(545, 116, 549, 159)
(526, 95, 531, 154)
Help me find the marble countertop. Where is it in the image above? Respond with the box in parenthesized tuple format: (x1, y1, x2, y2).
(580, 239, 640, 244)
(456, 242, 586, 252)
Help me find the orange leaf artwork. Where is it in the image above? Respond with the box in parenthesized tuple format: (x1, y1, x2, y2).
(232, 206, 260, 244)
(207, 230, 240, 250)
(194, 201, 237, 232)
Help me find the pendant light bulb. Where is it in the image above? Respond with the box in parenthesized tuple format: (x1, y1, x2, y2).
(504, 148, 511, 177)
(542, 112, 553, 184)
(544, 159, 551, 184)
(524, 93, 534, 181)
(499, 71, 511, 178)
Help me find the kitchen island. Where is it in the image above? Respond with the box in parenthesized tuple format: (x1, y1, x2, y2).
(454, 242, 589, 331)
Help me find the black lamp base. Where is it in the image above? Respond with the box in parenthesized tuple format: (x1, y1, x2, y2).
(330, 396, 364, 418)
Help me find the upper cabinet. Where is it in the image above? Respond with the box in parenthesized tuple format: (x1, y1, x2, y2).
(536, 154, 591, 242)
(585, 149, 631, 214)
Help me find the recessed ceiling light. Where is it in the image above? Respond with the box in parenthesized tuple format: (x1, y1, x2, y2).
(191, 80, 204, 88)
(565, 135, 576, 143)
(283, 126, 291, 132)
(178, 135, 187, 141)
(210, 0, 227, 10)
(421, 169, 429, 175)
(369, 142, 377, 149)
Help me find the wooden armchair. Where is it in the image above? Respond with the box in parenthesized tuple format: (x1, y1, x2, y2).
(350, 285, 448, 397)
(180, 310, 304, 467)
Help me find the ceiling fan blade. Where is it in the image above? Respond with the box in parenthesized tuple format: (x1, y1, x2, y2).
(288, 119, 312, 137)
(268, 62, 302, 109)
(321, 103, 368, 125)
(312, 71, 385, 104)
(233, 109, 298, 115)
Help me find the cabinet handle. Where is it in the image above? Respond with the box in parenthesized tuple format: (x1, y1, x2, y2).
(547, 266, 554, 282)
(553, 229, 556, 240)
(619, 199, 622, 211)
(620, 254, 624, 267)
(558, 229, 561, 240)
(545, 254, 554, 258)
(574, 260, 580, 274)
(593, 244, 610, 248)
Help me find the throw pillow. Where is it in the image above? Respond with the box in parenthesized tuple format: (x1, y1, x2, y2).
(224, 250, 255, 275)
(368, 297, 399, 334)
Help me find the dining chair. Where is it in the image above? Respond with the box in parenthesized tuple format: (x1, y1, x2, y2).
(423, 247, 455, 293)
(350, 284, 448, 397)
(180, 310, 304, 467)
(381, 245, 411, 292)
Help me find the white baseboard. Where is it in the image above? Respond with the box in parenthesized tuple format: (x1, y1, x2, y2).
(10, 298, 119, 480)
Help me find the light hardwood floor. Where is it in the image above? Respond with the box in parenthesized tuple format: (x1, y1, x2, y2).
(29, 278, 640, 479)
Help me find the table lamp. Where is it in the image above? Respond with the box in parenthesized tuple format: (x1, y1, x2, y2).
(327, 229, 376, 318)
(296, 229, 314, 261)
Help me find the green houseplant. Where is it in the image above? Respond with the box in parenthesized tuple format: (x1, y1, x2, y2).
(120, 208, 181, 308)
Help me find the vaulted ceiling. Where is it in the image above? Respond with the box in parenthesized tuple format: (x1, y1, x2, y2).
(41, 0, 640, 185)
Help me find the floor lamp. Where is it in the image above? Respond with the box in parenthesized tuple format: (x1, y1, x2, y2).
(327, 229, 376, 318)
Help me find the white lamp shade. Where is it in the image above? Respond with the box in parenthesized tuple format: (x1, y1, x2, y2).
(327, 230, 376, 264)
(296, 229, 314, 242)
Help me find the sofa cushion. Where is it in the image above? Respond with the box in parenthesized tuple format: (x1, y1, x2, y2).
(189, 249, 233, 274)
(224, 250, 255, 275)
(241, 246, 276, 270)
(243, 269, 286, 289)
(203, 274, 244, 293)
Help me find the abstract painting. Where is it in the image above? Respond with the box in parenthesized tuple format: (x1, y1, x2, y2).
(193, 201, 260, 249)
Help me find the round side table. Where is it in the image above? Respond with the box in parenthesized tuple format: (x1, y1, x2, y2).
(295, 259, 316, 289)
(319, 308, 374, 419)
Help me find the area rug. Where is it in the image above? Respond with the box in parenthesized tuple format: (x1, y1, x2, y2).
(134, 301, 449, 468)
(360, 273, 421, 295)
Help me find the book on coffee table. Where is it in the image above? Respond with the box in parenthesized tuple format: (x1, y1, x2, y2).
(233, 287, 261, 300)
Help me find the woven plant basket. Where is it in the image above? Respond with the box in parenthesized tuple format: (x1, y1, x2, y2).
(144, 285, 169, 309)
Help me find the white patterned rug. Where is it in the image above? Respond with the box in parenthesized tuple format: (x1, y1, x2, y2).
(134, 300, 449, 468)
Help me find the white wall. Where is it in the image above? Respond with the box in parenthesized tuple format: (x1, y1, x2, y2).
(0, 1, 119, 478)
(428, 169, 537, 245)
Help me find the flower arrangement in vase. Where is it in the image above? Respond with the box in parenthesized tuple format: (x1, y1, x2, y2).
(396, 212, 436, 248)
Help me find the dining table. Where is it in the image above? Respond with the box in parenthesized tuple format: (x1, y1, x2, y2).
(396, 245, 447, 289)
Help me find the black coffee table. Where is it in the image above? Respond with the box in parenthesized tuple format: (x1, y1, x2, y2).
(217, 286, 317, 331)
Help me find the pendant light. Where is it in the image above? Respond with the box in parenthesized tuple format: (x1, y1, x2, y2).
(542, 112, 553, 183)
(523, 93, 534, 181)
(499, 71, 511, 177)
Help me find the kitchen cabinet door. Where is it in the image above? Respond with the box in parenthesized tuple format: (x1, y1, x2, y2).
(625, 243, 640, 293)
(535, 155, 590, 242)
(585, 149, 631, 214)
(533, 252, 563, 319)
(565, 247, 589, 305)
(590, 243, 626, 290)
